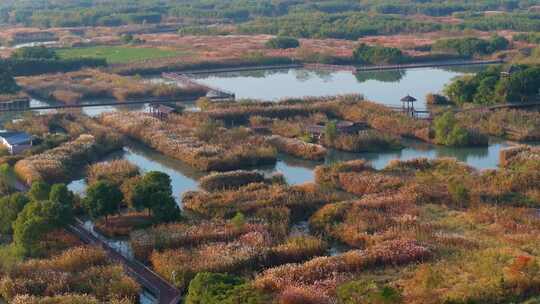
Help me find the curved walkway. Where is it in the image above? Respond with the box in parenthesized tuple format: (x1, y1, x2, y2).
(67, 221, 181, 304)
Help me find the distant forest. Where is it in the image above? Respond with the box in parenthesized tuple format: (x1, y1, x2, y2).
(1, 0, 540, 39)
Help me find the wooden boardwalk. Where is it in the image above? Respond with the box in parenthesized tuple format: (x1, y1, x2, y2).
(174, 64, 303, 75)
(162, 72, 235, 99)
(0, 96, 225, 112)
(356, 59, 504, 72)
(68, 220, 182, 304)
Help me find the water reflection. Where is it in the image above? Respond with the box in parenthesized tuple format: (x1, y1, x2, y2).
(68, 140, 205, 205)
(191, 66, 490, 106)
(327, 140, 512, 170)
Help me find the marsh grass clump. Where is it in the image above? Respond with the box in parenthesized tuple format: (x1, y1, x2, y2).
(100, 112, 277, 171)
(266, 135, 327, 161)
(254, 239, 430, 298)
(14, 134, 119, 184)
(130, 221, 257, 261)
(17, 69, 206, 104)
(183, 182, 346, 219)
(87, 160, 140, 186)
(457, 109, 540, 142)
(199, 170, 266, 191)
(148, 224, 328, 291)
(0, 246, 140, 303)
(327, 130, 403, 153)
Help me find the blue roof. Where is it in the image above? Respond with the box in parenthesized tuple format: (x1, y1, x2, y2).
(0, 132, 32, 145)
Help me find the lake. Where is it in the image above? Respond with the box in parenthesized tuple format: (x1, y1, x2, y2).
(190, 66, 487, 107)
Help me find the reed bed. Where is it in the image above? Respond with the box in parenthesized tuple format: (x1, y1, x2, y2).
(130, 221, 261, 261)
(11, 294, 102, 304)
(206, 98, 340, 125)
(183, 182, 346, 219)
(310, 190, 419, 248)
(14, 134, 117, 184)
(327, 130, 402, 152)
(457, 109, 540, 142)
(17, 69, 206, 104)
(266, 135, 327, 161)
(151, 229, 273, 290)
(499, 145, 540, 169)
(0, 246, 140, 303)
(99, 112, 277, 171)
(254, 239, 430, 300)
(198, 170, 266, 191)
(150, 232, 327, 291)
(334, 97, 432, 142)
(87, 160, 140, 186)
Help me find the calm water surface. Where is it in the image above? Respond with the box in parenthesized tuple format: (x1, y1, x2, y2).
(191, 66, 486, 106)
(68, 140, 204, 204)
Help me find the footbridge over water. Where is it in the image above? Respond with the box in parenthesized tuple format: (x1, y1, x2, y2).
(162, 72, 235, 99)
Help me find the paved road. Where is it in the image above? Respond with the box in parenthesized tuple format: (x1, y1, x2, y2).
(68, 221, 181, 304)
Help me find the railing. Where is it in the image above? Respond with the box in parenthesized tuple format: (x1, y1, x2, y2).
(356, 59, 504, 72)
(69, 218, 181, 304)
(162, 72, 235, 98)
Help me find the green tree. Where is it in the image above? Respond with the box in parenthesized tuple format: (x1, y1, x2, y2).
(149, 190, 180, 222)
(132, 171, 180, 222)
(231, 212, 246, 230)
(83, 180, 123, 220)
(324, 120, 338, 145)
(0, 193, 29, 235)
(444, 76, 478, 105)
(11, 199, 67, 257)
(0, 68, 20, 94)
(265, 36, 300, 49)
(49, 183, 75, 222)
(28, 181, 51, 202)
(11, 46, 58, 60)
(353, 43, 404, 64)
(434, 111, 471, 147)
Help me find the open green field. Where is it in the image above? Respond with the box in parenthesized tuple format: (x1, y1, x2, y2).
(57, 45, 183, 64)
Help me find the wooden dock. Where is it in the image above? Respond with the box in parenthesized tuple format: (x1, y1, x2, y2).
(0, 96, 218, 112)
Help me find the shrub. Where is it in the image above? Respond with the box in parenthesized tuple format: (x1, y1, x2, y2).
(0, 193, 30, 235)
(336, 280, 402, 304)
(434, 112, 487, 147)
(186, 272, 270, 304)
(425, 93, 450, 105)
(265, 37, 300, 49)
(353, 43, 405, 65)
